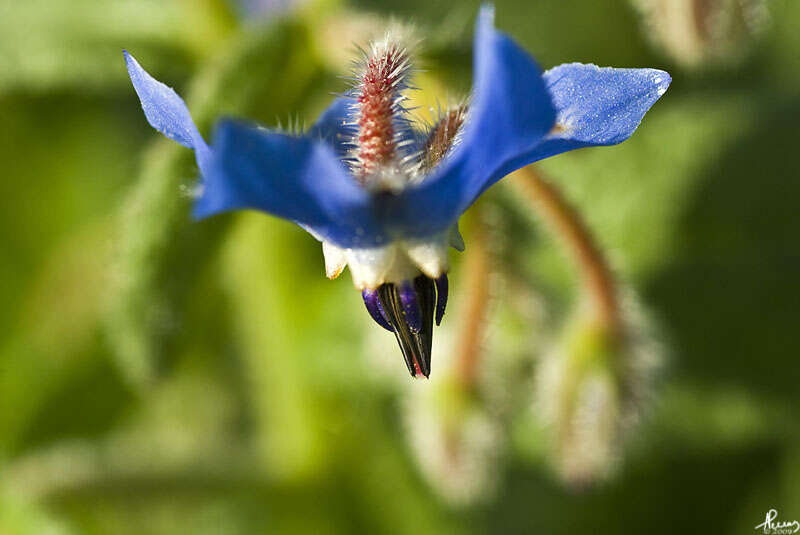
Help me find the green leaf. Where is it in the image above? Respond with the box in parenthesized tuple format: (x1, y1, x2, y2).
(0, 0, 177, 94)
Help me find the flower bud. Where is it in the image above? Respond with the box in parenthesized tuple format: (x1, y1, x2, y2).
(403, 371, 503, 505)
(536, 293, 660, 486)
(633, 0, 769, 67)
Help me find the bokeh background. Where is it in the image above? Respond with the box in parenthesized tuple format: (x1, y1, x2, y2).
(1, 0, 799, 533)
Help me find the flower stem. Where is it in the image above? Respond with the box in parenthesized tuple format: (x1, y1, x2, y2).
(454, 206, 491, 390)
(513, 166, 620, 335)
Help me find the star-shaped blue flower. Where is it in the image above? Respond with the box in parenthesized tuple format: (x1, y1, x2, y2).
(125, 5, 670, 377)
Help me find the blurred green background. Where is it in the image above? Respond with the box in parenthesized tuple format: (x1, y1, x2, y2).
(1, 0, 799, 533)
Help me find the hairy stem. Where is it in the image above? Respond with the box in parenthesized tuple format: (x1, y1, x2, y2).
(454, 206, 491, 389)
(514, 166, 620, 334)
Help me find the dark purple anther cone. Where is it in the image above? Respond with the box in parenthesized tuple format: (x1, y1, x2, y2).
(434, 273, 448, 326)
(376, 275, 437, 378)
(362, 289, 394, 332)
(399, 280, 422, 333)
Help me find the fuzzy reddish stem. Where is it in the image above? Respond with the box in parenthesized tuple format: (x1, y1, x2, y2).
(453, 207, 491, 390)
(514, 166, 620, 333)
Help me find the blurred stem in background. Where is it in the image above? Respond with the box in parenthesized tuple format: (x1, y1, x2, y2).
(632, 0, 770, 68)
(514, 166, 620, 336)
(403, 205, 505, 505)
(514, 166, 658, 485)
(452, 205, 492, 392)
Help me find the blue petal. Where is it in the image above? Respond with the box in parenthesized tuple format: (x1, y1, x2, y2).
(195, 120, 389, 248)
(513, 63, 671, 165)
(124, 51, 211, 173)
(386, 5, 556, 238)
(307, 96, 353, 159)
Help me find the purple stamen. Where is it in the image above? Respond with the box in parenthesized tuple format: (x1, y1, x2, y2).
(375, 293, 394, 327)
(399, 280, 422, 333)
(435, 273, 448, 326)
(362, 289, 394, 332)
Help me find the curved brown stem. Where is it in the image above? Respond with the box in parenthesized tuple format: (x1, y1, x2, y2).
(513, 166, 621, 335)
(453, 206, 491, 390)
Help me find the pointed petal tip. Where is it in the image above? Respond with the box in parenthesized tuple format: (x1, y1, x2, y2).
(326, 266, 345, 279)
(124, 49, 204, 152)
(322, 242, 348, 279)
(123, 49, 139, 77)
(478, 3, 495, 25)
(449, 225, 466, 252)
(405, 237, 449, 280)
(515, 63, 674, 164)
(653, 69, 672, 96)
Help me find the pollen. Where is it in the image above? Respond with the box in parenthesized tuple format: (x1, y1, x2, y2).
(353, 38, 412, 182)
(421, 104, 467, 171)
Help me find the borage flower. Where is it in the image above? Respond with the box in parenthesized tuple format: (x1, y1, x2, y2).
(124, 5, 670, 378)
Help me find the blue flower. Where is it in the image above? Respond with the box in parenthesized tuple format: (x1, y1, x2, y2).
(125, 5, 670, 378)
